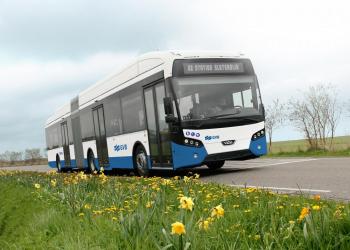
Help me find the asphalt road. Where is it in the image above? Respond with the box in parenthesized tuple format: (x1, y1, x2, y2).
(1, 157, 349, 200)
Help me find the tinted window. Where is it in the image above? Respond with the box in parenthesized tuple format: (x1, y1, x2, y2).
(80, 109, 94, 140)
(104, 94, 123, 137)
(121, 89, 145, 133)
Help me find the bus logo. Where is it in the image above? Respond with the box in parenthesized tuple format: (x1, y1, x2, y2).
(205, 135, 220, 141)
(114, 144, 127, 152)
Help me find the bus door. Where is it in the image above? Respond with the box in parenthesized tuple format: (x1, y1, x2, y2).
(92, 105, 109, 168)
(144, 81, 172, 167)
(60, 122, 71, 167)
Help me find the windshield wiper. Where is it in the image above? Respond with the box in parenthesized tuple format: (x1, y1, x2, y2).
(207, 110, 242, 119)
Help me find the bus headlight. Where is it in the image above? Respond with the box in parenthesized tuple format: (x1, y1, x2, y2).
(184, 138, 202, 147)
(252, 129, 265, 141)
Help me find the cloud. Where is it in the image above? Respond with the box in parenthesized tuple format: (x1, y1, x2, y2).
(0, 52, 135, 152)
(1, 0, 350, 152)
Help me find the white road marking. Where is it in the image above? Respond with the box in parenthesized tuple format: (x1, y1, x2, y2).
(225, 158, 318, 169)
(230, 184, 331, 193)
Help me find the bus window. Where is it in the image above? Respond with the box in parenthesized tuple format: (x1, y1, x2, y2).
(121, 90, 145, 133)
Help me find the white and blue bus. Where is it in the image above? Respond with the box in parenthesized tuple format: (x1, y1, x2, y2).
(45, 51, 267, 175)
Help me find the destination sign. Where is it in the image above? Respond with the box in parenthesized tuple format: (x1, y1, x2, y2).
(183, 62, 244, 75)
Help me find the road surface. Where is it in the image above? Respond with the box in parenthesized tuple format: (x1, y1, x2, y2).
(1, 157, 349, 200)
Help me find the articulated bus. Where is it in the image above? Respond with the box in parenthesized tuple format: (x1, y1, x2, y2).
(45, 51, 267, 175)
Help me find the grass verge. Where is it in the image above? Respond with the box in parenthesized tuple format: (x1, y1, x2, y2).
(1, 170, 350, 249)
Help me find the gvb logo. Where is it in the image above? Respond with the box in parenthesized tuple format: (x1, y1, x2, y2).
(205, 135, 220, 141)
(114, 144, 127, 152)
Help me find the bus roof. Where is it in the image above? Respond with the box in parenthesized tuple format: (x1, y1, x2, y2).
(45, 51, 245, 127)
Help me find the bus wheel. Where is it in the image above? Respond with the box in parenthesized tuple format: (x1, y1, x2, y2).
(88, 151, 97, 173)
(206, 160, 225, 170)
(134, 145, 149, 177)
(56, 156, 62, 173)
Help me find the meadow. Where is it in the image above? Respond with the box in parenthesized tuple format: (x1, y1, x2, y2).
(1, 170, 350, 249)
(268, 136, 350, 157)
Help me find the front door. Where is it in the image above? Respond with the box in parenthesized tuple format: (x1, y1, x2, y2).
(144, 81, 172, 166)
(92, 105, 109, 168)
(60, 122, 71, 167)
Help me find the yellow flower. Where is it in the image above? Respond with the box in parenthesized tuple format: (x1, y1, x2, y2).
(194, 173, 200, 179)
(34, 183, 41, 189)
(198, 220, 210, 230)
(184, 176, 191, 183)
(78, 213, 84, 217)
(244, 209, 251, 213)
(50, 179, 57, 187)
(171, 221, 186, 235)
(112, 217, 118, 221)
(254, 235, 261, 240)
(84, 204, 91, 209)
(298, 207, 310, 221)
(289, 220, 295, 225)
(174, 176, 180, 180)
(146, 201, 153, 208)
(233, 204, 240, 208)
(100, 166, 104, 173)
(313, 195, 321, 201)
(211, 204, 224, 218)
(179, 196, 194, 211)
(312, 205, 321, 211)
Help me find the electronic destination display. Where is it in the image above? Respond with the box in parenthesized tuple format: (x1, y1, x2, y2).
(183, 62, 244, 75)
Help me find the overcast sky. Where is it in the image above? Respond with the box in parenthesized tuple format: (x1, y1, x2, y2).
(1, 0, 350, 153)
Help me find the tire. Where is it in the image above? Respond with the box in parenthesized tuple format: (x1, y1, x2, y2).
(88, 151, 97, 173)
(56, 156, 62, 173)
(133, 145, 149, 177)
(206, 160, 225, 170)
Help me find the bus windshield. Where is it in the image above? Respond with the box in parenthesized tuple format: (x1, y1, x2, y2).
(172, 76, 263, 122)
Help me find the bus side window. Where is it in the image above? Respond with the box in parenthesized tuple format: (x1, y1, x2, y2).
(121, 90, 145, 133)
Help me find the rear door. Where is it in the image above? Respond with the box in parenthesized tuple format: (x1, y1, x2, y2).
(92, 105, 109, 168)
(60, 122, 71, 167)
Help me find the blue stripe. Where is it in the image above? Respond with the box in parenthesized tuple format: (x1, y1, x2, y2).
(48, 161, 56, 168)
(109, 156, 134, 169)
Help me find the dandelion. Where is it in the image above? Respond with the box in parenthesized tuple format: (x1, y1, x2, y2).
(211, 204, 224, 218)
(254, 235, 261, 240)
(289, 220, 295, 225)
(179, 196, 194, 211)
(171, 221, 186, 235)
(112, 217, 118, 221)
(233, 204, 240, 208)
(244, 209, 252, 213)
(34, 183, 41, 189)
(312, 205, 321, 211)
(194, 173, 200, 179)
(298, 207, 310, 221)
(78, 213, 84, 217)
(174, 176, 180, 180)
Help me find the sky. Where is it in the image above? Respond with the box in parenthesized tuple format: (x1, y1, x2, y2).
(0, 0, 350, 153)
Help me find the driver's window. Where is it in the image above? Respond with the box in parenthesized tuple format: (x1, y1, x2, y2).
(242, 88, 253, 108)
(232, 92, 243, 107)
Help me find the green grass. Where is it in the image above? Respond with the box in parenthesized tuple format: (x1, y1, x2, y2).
(1, 170, 350, 249)
(268, 136, 350, 157)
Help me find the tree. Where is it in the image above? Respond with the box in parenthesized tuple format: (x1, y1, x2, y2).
(265, 99, 285, 151)
(288, 84, 341, 151)
(24, 148, 42, 163)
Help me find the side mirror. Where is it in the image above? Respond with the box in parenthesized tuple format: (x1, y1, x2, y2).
(163, 97, 173, 115)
